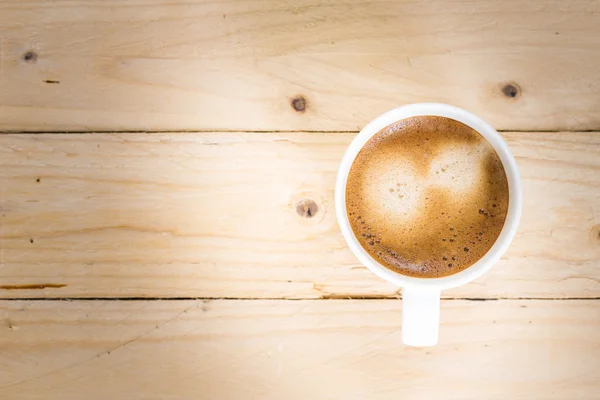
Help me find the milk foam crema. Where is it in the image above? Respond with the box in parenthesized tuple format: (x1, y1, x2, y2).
(346, 116, 509, 278)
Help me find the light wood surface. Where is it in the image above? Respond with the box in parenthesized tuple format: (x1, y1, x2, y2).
(1, 300, 599, 400)
(1, 131, 599, 299)
(2, 1, 600, 398)
(2, 0, 600, 131)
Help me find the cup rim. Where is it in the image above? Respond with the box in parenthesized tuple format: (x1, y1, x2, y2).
(335, 103, 522, 291)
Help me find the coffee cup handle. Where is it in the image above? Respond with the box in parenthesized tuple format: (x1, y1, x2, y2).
(402, 287, 441, 346)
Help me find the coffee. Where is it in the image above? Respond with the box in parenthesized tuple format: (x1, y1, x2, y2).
(346, 116, 509, 278)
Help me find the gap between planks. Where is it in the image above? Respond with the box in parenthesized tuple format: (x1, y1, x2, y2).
(2, 129, 600, 134)
(2, 297, 600, 301)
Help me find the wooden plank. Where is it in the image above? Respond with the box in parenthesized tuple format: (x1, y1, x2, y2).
(1, 132, 599, 299)
(1, 0, 600, 131)
(0, 299, 599, 399)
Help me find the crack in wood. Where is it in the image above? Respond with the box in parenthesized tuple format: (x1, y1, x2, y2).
(0, 284, 67, 290)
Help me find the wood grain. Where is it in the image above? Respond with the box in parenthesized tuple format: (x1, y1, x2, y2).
(0, 299, 599, 399)
(1, 132, 598, 299)
(1, 0, 600, 131)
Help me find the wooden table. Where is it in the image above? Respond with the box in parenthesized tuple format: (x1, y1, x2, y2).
(1, 1, 599, 398)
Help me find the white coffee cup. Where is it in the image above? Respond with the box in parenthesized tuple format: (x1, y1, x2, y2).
(335, 103, 522, 347)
